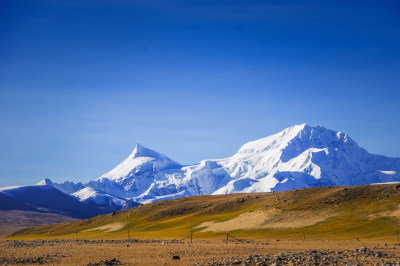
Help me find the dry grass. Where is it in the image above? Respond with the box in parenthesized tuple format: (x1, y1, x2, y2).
(368, 204, 400, 219)
(197, 208, 333, 231)
(82, 223, 126, 233)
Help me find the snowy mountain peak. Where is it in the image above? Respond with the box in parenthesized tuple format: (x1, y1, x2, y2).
(131, 143, 143, 156)
(36, 178, 54, 186)
(237, 123, 307, 155)
(97, 144, 181, 183)
(290, 124, 359, 149)
(278, 124, 360, 162)
(237, 124, 358, 158)
(131, 143, 163, 159)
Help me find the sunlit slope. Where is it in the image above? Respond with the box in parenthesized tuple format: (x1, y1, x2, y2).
(9, 184, 400, 240)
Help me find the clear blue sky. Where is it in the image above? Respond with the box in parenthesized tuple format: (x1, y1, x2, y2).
(1, 0, 399, 186)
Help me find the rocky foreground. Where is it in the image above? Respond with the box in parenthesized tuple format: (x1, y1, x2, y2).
(1, 239, 400, 265)
(205, 247, 399, 265)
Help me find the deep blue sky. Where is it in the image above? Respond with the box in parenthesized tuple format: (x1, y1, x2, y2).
(0, 0, 399, 186)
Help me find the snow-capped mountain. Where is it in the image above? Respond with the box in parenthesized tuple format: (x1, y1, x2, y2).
(87, 143, 182, 199)
(45, 124, 400, 203)
(210, 124, 400, 193)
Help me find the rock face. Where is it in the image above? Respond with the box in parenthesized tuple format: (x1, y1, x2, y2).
(47, 124, 400, 203)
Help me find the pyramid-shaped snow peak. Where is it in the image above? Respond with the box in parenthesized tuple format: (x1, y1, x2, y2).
(131, 143, 165, 159)
(97, 144, 181, 182)
(36, 178, 54, 186)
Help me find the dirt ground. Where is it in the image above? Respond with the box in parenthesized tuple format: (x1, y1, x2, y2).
(0, 210, 75, 238)
(1, 238, 400, 265)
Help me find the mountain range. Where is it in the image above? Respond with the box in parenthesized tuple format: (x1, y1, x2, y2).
(2, 124, 400, 213)
(39, 124, 400, 203)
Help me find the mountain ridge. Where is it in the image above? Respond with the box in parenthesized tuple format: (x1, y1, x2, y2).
(34, 124, 400, 204)
(0, 185, 109, 219)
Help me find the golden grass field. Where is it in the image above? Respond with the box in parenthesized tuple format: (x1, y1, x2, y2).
(2, 184, 400, 265)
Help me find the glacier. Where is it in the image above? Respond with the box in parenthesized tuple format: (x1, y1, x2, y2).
(41, 124, 400, 204)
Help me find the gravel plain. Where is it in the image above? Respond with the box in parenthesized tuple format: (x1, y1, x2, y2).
(1, 239, 400, 265)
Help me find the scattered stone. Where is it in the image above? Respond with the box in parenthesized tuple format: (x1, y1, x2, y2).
(172, 255, 180, 260)
(205, 248, 397, 265)
(0, 254, 64, 264)
(3, 239, 400, 265)
(87, 258, 122, 266)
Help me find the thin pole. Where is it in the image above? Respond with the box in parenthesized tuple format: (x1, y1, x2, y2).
(302, 231, 305, 241)
(190, 230, 193, 244)
(128, 230, 130, 241)
(228, 234, 243, 243)
(226, 233, 229, 244)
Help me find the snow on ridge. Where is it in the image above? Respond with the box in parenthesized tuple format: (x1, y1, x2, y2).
(72, 187, 128, 207)
(237, 124, 307, 155)
(43, 124, 400, 204)
(36, 178, 54, 186)
(0, 185, 24, 192)
(380, 170, 397, 175)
